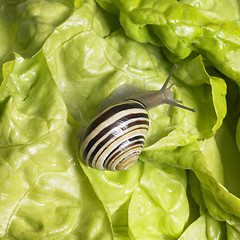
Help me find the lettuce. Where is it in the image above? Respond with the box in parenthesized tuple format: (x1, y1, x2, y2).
(96, 0, 240, 85)
(0, 0, 82, 82)
(0, 0, 240, 239)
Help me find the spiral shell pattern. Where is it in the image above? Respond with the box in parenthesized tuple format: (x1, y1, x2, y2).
(79, 100, 149, 171)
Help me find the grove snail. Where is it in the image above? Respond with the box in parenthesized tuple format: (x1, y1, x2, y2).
(79, 65, 195, 171)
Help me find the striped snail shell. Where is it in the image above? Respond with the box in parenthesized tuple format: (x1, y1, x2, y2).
(79, 65, 195, 171)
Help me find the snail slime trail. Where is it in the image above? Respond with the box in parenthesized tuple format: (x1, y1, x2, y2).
(79, 65, 195, 171)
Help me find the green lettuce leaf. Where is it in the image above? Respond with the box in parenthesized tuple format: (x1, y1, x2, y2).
(0, 0, 81, 81)
(96, 0, 240, 86)
(141, 134, 240, 238)
(43, 4, 227, 145)
(128, 162, 188, 239)
(0, 51, 112, 239)
(0, 0, 240, 239)
(81, 162, 142, 215)
(237, 119, 240, 151)
(40, 3, 228, 238)
(179, 214, 226, 240)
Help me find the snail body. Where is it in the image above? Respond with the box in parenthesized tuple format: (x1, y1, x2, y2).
(79, 65, 195, 171)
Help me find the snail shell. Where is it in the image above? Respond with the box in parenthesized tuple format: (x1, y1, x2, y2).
(79, 65, 195, 171)
(80, 100, 149, 171)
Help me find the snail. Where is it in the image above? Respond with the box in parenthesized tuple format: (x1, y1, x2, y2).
(79, 65, 195, 171)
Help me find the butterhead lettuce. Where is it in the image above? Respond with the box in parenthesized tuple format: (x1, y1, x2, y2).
(0, 0, 240, 239)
